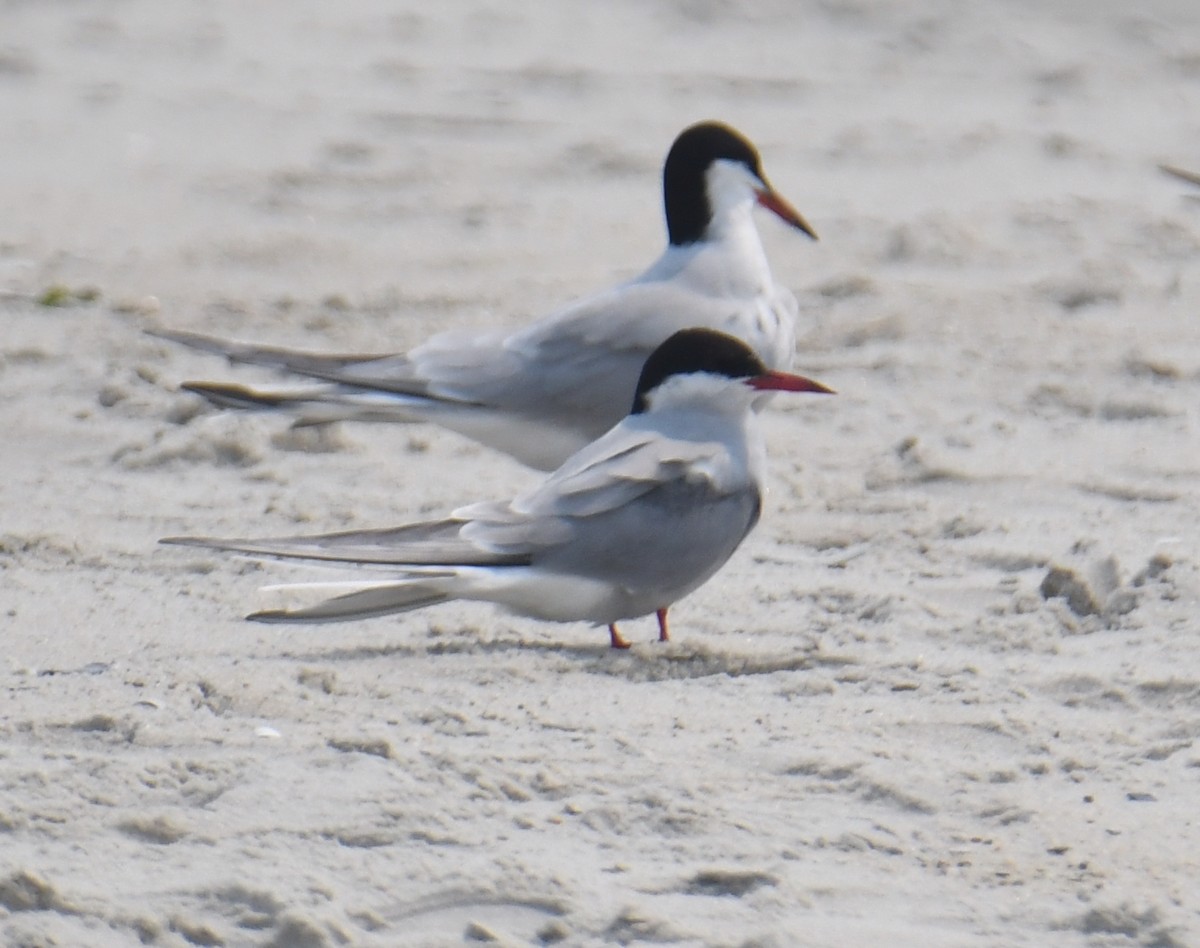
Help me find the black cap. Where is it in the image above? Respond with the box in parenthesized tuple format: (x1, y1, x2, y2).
(631, 328, 767, 414)
(662, 121, 765, 246)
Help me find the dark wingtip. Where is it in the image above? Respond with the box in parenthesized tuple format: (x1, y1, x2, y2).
(247, 610, 288, 624)
(160, 535, 204, 547)
(1160, 163, 1200, 188)
(179, 380, 290, 409)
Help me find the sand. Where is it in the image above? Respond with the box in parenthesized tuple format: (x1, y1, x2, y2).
(3, 1, 1200, 945)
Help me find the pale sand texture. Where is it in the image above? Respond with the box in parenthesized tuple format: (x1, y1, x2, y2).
(3, 1, 1200, 945)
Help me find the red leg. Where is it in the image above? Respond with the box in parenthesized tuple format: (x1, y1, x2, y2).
(656, 607, 670, 642)
(608, 624, 632, 649)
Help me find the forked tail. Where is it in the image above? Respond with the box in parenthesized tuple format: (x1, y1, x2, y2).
(249, 579, 452, 623)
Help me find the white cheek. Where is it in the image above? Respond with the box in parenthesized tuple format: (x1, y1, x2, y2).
(706, 160, 761, 218)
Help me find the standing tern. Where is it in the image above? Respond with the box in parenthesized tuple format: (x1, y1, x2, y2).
(153, 120, 817, 471)
(162, 328, 834, 648)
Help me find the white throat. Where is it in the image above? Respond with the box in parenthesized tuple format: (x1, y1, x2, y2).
(643, 372, 758, 418)
(696, 159, 774, 294)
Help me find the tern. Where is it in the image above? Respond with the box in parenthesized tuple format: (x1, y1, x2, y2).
(154, 120, 817, 470)
(163, 328, 833, 648)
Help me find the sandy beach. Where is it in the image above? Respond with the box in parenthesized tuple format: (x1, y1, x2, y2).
(4, 1, 1200, 945)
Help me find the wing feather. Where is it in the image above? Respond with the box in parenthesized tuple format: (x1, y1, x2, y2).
(162, 519, 530, 567)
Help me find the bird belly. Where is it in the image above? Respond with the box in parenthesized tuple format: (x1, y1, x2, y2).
(449, 567, 644, 626)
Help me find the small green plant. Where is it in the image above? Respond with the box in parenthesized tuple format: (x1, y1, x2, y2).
(37, 284, 72, 307)
(36, 284, 101, 307)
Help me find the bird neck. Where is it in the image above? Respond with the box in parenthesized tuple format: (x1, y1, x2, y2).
(671, 203, 774, 298)
(641, 373, 758, 419)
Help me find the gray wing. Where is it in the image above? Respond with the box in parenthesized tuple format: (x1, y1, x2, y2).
(149, 327, 412, 384)
(442, 279, 782, 416)
(234, 281, 756, 430)
(162, 518, 531, 567)
(456, 418, 762, 595)
(455, 418, 743, 553)
(165, 419, 758, 605)
(152, 268, 786, 438)
(160, 425, 727, 569)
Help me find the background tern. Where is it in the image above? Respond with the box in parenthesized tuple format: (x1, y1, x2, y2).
(154, 120, 817, 470)
(163, 328, 834, 648)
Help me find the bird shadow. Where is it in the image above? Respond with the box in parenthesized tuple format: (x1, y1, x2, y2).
(268, 626, 857, 683)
